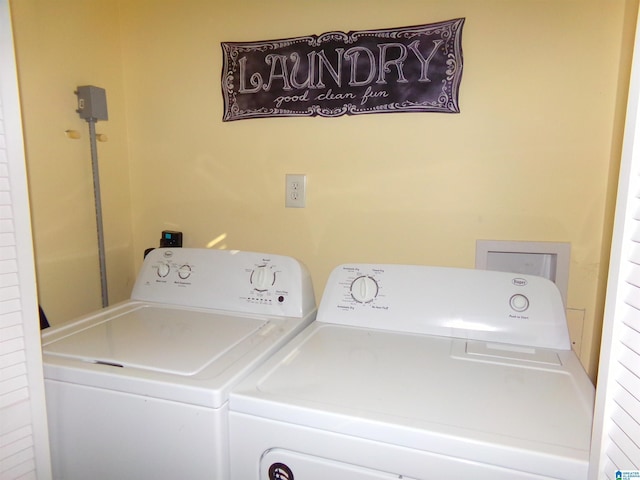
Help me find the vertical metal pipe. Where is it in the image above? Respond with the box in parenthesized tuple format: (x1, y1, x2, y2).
(88, 119, 108, 307)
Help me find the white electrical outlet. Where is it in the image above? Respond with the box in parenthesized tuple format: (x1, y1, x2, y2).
(285, 174, 306, 208)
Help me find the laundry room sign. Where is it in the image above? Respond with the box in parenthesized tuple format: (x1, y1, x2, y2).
(221, 18, 464, 121)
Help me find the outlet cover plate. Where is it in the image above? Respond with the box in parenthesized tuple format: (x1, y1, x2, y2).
(285, 174, 306, 208)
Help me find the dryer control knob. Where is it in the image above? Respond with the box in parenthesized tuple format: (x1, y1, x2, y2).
(251, 265, 275, 291)
(350, 275, 379, 303)
(157, 263, 170, 278)
(510, 294, 530, 312)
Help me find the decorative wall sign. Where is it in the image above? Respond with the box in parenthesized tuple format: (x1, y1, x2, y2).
(221, 18, 464, 121)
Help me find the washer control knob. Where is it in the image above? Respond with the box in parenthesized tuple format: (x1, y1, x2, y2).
(350, 275, 379, 303)
(510, 294, 530, 312)
(178, 264, 192, 280)
(251, 265, 275, 291)
(157, 263, 170, 278)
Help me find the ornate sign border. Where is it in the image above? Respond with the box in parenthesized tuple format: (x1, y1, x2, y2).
(221, 18, 464, 121)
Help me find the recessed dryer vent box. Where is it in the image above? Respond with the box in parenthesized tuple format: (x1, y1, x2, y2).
(475, 240, 570, 307)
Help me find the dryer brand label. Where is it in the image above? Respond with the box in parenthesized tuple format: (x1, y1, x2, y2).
(512, 277, 528, 286)
(269, 463, 294, 480)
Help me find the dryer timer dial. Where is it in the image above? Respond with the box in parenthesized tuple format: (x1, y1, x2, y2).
(350, 275, 379, 303)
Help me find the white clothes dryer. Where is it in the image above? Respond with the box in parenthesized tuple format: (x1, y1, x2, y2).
(229, 263, 594, 480)
(42, 248, 316, 480)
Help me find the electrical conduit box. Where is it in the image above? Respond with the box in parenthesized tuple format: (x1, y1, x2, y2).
(76, 85, 108, 121)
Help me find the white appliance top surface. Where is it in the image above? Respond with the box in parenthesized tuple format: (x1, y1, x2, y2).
(42, 300, 315, 408)
(231, 263, 593, 476)
(44, 305, 265, 375)
(42, 248, 317, 408)
(231, 322, 595, 468)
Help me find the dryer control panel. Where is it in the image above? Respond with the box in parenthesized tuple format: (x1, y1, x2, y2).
(131, 248, 315, 318)
(318, 263, 570, 350)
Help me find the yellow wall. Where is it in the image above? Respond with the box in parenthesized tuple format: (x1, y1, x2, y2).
(10, 0, 135, 323)
(10, 0, 638, 380)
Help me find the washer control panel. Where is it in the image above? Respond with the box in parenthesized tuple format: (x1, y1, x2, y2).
(318, 264, 569, 350)
(131, 248, 315, 318)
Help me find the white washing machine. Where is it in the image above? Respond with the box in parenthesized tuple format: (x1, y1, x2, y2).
(42, 248, 316, 480)
(229, 263, 595, 480)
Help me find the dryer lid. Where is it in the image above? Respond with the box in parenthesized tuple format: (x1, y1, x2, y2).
(43, 305, 267, 376)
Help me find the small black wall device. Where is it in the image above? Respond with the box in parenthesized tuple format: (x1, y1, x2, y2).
(75, 85, 108, 121)
(160, 230, 183, 248)
(144, 230, 183, 258)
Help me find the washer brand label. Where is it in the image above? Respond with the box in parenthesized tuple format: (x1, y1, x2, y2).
(269, 463, 294, 480)
(512, 277, 528, 287)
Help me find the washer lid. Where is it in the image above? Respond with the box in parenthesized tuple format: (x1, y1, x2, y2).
(44, 305, 266, 376)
